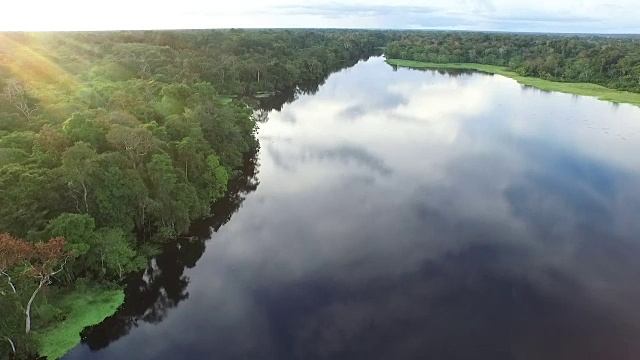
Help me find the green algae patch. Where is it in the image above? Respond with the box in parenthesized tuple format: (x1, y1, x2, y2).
(36, 288, 124, 359)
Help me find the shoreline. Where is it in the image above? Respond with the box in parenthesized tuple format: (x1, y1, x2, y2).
(385, 59, 640, 108)
(37, 288, 125, 359)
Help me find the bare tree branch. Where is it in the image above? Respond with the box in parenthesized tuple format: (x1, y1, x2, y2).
(4, 336, 15, 354)
(0, 270, 16, 294)
(2, 78, 38, 121)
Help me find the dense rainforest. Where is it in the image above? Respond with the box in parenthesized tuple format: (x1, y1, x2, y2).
(3, 28, 640, 359)
(0, 29, 387, 358)
(385, 32, 640, 93)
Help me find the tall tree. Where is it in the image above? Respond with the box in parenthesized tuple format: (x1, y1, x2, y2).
(61, 142, 98, 214)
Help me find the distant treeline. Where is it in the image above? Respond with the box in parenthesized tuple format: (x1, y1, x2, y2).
(0, 29, 386, 356)
(385, 32, 640, 93)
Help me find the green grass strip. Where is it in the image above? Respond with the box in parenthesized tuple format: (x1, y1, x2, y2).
(386, 59, 640, 108)
(36, 288, 125, 359)
(217, 96, 234, 105)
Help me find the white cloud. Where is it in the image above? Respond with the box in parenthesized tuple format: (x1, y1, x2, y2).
(0, 0, 638, 32)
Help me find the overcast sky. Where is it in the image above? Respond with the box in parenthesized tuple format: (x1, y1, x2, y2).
(1, 0, 639, 33)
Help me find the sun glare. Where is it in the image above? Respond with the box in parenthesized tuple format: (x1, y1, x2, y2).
(0, 33, 78, 107)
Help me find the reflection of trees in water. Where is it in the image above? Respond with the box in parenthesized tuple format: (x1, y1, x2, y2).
(80, 152, 260, 351)
(432, 68, 478, 77)
(253, 109, 270, 123)
(520, 84, 552, 93)
(258, 55, 375, 112)
(402, 67, 484, 78)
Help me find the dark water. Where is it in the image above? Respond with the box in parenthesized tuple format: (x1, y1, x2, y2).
(65, 57, 640, 360)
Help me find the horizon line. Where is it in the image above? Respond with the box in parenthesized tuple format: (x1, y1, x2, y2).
(0, 28, 639, 36)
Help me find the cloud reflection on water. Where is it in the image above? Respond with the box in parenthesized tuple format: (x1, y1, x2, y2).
(66, 57, 640, 360)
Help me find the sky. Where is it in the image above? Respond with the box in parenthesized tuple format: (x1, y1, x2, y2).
(1, 0, 639, 33)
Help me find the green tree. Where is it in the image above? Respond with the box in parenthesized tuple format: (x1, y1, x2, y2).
(61, 142, 98, 214)
(106, 125, 157, 169)
(62, 113, 104, 148)
(93, 228, 142, 279)
(46, 213, 95, 258)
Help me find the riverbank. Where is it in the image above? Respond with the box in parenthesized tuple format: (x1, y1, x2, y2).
(386, 59, 640, 108)
(36, 287, 124, 359)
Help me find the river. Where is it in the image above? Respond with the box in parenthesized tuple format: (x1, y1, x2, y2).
(64, 56, 640, 360)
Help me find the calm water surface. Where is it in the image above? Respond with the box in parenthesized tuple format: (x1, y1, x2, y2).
(65, 57, 640, 360)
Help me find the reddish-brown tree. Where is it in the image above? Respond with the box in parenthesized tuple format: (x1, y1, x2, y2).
(0, 234, 30, 294)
